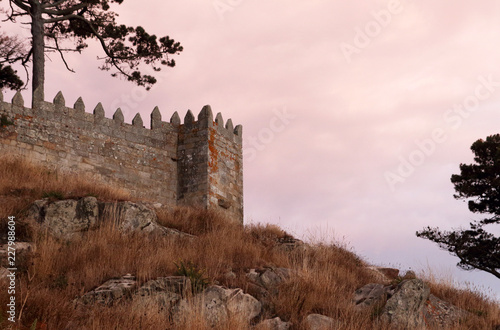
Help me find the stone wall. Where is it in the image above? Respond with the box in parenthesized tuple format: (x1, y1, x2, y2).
(0, 91, 243, 222)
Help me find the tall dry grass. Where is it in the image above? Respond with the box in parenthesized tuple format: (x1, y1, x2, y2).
(0, 157, 498, 329)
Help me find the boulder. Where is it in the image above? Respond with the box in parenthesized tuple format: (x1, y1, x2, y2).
(173, 285, 261, 327)
(101, 201, 195, 238)
(304, 313, 339, 330)
(276, 236, 305, 252)
(78, 274, 137, 306)
(382, 279, 430, 329)
(246, 267, 293, 314)
(100, 201, 161, 234)
(136, 276, 191, 297)
(256, 317, 291, 330)
(28, 197, 98, 238)
(132, 277, 191, 313)
(353, 283, 394, 309)
(226, 287, 262, 322)
(247, 267, 293, 292)
(424, 294, 466, 328)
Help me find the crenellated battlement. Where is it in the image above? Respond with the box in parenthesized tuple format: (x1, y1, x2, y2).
(0, 91, 243, 222)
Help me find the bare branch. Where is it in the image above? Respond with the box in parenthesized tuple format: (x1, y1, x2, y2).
(42, 2, 88, 16)
(43, 12, 84, 23)
(45, 45, 81, 52)
(51, 35, 75, 73)
(11, 0, 30, 12)
(21, 47, 32, 66)
(21, 61, 29, 89)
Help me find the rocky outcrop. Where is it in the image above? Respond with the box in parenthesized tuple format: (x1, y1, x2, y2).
(246, 267, 294, 313)
(247, 267, 293, 293)
(28, 197, 99, 239)
(132, 276, 191, 313)
(27, 197, 194, 239)
(353, 283, 395, 309)
(424, 294, 466, 328)
(354, 278, 466, 329)
(173, 285, 261, 327)
(78, 274, 137, 306)
(275, 236, 305, 252)
(382, 279, 430, 329)
(78, 276, 262, 328)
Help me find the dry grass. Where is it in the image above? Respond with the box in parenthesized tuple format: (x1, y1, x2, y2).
(0, 157, 498, 329)
(424, 276, 500, 329)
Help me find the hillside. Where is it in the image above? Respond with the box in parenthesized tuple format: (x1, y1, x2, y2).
(0, 156, 499, 329)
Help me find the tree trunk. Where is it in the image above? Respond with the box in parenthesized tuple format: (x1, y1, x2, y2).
(30, 0, 44, 107)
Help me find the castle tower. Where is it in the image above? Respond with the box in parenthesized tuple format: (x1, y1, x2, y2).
(177, 105, 243, 221)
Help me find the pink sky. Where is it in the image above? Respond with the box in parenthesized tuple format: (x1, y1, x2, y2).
(3, 1, 500, 300)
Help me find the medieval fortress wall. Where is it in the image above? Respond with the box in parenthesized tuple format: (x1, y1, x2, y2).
(0, 91, 243, 222)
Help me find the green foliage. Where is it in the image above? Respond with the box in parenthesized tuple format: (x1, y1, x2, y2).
(42, 191, 65, 200)
(0, 63, 23, 90)
(417, 134, 500, 279)
(174, 260, 209, 294)
(451, 134, 500, 216)
(0, 33, 26, 90)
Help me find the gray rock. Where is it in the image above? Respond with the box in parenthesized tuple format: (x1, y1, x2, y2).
(136, 276, 191, 297)
(78, 274, 137, 306)
(226, 287, 262, 322)
(304, 313, 339, 330)
(256, 317, 291, 330)
(26, 199, 49, 223)
(276, 236, 305, 252)
(132, 290, 180, 314)
(173, 285, 261, 327)
(133, 277, 191, 313)
(260, 268, 292, 292)
(101, 201, 195, 239)
(403, 270, 417, 280)
(424, 294, 466, 328)
(353, 283, 394, 309)
(247, 267, 292, 292)
(382, 279, 430, 329)
(174, 285, 228, 327)
(28, 197, 98, 239)
(101, 201, 160, 233)
(246, 267, 293, 315)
